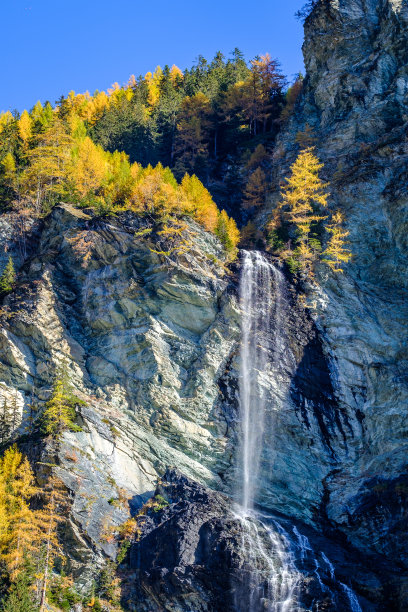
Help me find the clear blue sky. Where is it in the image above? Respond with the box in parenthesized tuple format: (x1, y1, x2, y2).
(2, 0, 305, 113)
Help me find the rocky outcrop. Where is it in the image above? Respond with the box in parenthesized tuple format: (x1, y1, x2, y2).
(0, 204, 240, 582)
(127, 469, 389, 611)
(263, 0, 408, 580)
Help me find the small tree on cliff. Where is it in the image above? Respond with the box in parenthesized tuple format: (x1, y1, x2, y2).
(41, 367, 82, 440)
(0, 256, 16, 293)
(295, 0, 319, 22)
(322, 211, 352, 272)
(279, 146, 328, 275)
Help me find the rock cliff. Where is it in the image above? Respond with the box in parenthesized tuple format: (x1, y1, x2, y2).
(0, 0, 407, 609)
(0, 204, 240, 583)
(262, 0, 408, 591)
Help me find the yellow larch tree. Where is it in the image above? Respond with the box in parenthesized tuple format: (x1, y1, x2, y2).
(30, 101, 44, 123)
(322, 210, 352, 272)
(36, 475, 69, 611)
(21, 119, 74, 212)
(215, 210, 240, 258)
(0, 446, 40, 581)
(145, 66, 163, 108)
(18, 111, 32, 147)
(70, 136, 107, 199)
(279, 146, 328, 274)
(170, 64, 183, 85)
(180, 174, 218, 231)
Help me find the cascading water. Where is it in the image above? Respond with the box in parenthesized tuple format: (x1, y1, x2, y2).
(239, 250, 277, 512)
(235, 250, 300, 612)
(234, 250, 362, 612)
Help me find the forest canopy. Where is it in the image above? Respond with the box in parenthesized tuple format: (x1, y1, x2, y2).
(0, 50, 294, 238)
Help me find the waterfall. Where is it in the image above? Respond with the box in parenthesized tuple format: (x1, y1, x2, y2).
(234, 250, 362, 612)
(238, 250, 283, 512)
(235, 250, 300, 611)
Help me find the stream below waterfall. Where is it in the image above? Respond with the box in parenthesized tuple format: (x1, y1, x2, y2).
(234, 250, 362, 612)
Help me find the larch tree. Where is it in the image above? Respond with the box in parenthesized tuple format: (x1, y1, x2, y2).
(70, 136, 107, 199)
(180, 173, 219, 232)
(295, 123, 316, 148)
(242, 167, 267, 209)
(21, 120, 74, 213)
(250, 54, 285, 133)
(18, 111, 32, 148)
(0, 446, 40, 581)
(36, 475, 69, 612)
(174, 92, 212, 175)
(215, 210, 240, 258)
(322, 211, 352, 272)
(279, 146, 328, 274)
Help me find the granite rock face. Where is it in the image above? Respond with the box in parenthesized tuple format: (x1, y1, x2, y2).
(261, 0, 408, 576)
(0, 204, 240, 582)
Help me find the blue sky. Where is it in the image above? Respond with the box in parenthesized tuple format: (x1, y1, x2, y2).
(2, 0, 305, 113)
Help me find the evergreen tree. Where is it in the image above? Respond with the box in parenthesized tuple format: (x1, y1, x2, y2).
(10, 393, 20, 433)
(1, 565, 39, 612)
(41, 368, 82, 440)
(0, 257, 16, 293)
(0, 401, 12, 444)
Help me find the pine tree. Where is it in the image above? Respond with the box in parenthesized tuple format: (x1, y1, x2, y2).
(41, 369, 82, 440)
(322, 211, 352, 272)
(0, 257, 16, 293)
(1, 564, 39, 612)
(0, 400, 12, 443)
(10, 393, 20, 433)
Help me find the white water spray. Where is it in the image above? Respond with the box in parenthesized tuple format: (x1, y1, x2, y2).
(238, 250, 283, 512)
(235, 251, 301, 611)
(235, 250, 363, 612)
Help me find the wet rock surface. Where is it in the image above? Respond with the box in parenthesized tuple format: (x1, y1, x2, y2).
(128, 469, 394, 611)
(261, 0, 408, 585)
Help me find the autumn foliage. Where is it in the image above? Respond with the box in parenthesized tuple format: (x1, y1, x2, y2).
(0, 98, 239, 257)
